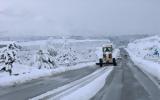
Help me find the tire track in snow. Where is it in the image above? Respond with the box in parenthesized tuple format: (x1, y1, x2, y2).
(30, 67, 113, 100)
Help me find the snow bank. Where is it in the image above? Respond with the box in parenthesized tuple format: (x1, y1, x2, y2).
(127, 49, 160, 80)
(30, 67, 113, 100)
(0, 62, 95, 87)
(127, 36, 160, 81)
(113, 49, 120, 58)
(128, 35, 160, 60)
(61, 68, 112, 100)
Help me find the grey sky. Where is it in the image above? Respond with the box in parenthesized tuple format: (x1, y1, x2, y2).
(0, 0, 159, 36)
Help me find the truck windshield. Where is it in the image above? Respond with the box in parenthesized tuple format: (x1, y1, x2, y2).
(103, 47, 112, 52)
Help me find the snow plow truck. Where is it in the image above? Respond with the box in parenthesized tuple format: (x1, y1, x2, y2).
(96, 44, 117, 67)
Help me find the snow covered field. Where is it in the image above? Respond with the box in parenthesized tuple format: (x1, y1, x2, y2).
(17, 38, 111, 67)
(127, 36, 160, 84)
(0, 38, 111, 87)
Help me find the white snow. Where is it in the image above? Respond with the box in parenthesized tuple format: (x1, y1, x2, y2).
(60, 68, 113, 100)
(0, 38, 111, 87)
(31, 46, 119, 100)
(30, 67, 113, 100)
(19, 39, 110, 47)
(95, 47, 103, 59)
(127, 36, 160, 81)
(0, 62, 95, 87)
(113, 48, 120, 59)
(0, 41, 16, 45)
(17, 38, 111, 67)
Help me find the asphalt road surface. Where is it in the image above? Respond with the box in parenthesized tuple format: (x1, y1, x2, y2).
(92, 48, 160, 100)
(0, 65, 98, 100)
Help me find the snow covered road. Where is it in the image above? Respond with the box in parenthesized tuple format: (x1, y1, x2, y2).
(30, 67, 113, 100)
(0, 65, 100, 100)
(92, 48, 160, 100)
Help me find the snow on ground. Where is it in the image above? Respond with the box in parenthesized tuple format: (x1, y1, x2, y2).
(31, 48, 119, 100)
(17, 38, 111, 67)
(113, 48, 120, 59)
(127, 36, 160, 82)
(60, 68, 113, 100)
(0, 38, 111, 87)
(30, 67, 113, 100)
(0, 62, 95, 87)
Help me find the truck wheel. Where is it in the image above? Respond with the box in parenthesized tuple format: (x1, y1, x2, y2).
(99, 59, 103, 67)
(113, 58, 117, 66)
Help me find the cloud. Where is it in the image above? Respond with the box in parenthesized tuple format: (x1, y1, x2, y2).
(0, 0, 159, 36)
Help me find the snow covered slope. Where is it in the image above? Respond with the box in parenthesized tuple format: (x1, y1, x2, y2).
(128, 36, 160, 60)
(127, 36, 160, 84)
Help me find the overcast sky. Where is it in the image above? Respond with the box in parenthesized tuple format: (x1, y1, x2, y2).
(0, 0, 159, 37)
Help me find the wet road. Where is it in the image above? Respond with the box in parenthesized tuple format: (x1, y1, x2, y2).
(92, 49, 160, 100)
(0, 65, 98, 100)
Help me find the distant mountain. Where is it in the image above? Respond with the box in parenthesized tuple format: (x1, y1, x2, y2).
(0, 36, 63, 41)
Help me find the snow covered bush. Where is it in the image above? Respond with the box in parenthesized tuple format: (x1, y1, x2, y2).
(128, 36, 160, 62)
(56, 47, 78, 66)
(34, 49, 56, 69)
(7, 38, 110, 69)
(127, 36, 160, 81)
(144, 46, 160, 59)
(33, 38, 78, 68)
(0, 43, 20, 75)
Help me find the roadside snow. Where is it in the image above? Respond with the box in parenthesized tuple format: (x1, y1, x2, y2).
(0, 62, 95, 87)
(30, 67, 113, 100)
(127, 36, 160, 82)
(60, 68, 112, 100)
(127, 49, 160, 81)
(113, 49, 120, 59)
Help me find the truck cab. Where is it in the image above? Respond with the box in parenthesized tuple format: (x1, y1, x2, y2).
(96, 44, 117, 67)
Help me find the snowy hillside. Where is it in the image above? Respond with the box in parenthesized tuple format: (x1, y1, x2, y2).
(127, 36, 160, 83)
(128, 36, 160, 61)
(0, 38, 111, 87)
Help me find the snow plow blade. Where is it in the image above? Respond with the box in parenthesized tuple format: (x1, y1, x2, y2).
(96, 63, 117, 67)
(96, 62, 115, 65)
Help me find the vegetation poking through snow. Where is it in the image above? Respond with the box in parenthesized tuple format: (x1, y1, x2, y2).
(128, 36, 160, 62)
(0, 43, 20, 75)
(0, 38, 109, 71)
